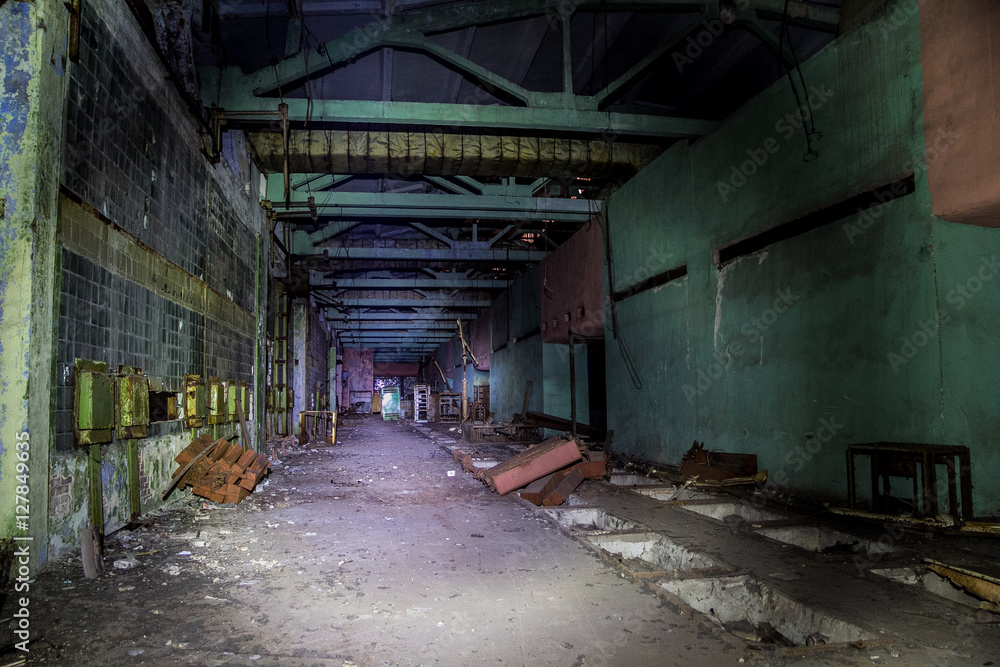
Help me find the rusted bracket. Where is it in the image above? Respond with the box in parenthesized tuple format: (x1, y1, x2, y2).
(64, 0, 82, 62)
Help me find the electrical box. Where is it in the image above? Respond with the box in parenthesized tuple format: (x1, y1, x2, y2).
(207, 377, 227, 424)
(74, 360, 114, 445)
(227, 381, 248, 421)
(115, 366, 150, 439)
(184, 374, 206, 428)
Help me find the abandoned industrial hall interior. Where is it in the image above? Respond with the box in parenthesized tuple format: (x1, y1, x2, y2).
(3, 0, 1000, 664)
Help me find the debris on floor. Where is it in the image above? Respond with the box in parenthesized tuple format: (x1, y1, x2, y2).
(924, 558, 1000, 612)
(455, 436, 609, 505)
(516, 410, 607, 439)
(680, 440, 759, 482)
(480, 435, 583, 495)
(164, 436, 270, 504)
(267, 434, 298, 459)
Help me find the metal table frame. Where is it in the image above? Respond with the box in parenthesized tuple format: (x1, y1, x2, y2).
(846, 442, 972, 523)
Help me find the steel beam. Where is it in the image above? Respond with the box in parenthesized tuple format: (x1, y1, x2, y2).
(341, 336, 454, 343)
(325, 311, 478, 321)
(201, 74, 718, 138)
(225, 1, 836, 97)
(315, 278, 508, 290)
(592, 17, 703, 106)
(277, 191, 597, 223)
(324, 297, 492, 308)
(291, 173, 353, 191)
(409, 223, 454, 247)
(301, 245, 546, 262)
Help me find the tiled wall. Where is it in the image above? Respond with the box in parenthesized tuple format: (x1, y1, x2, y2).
(49, 0, 266, 541)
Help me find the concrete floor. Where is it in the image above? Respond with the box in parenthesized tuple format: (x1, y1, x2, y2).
(10, 416, 1000, 666)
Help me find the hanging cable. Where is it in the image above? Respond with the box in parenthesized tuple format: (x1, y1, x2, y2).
(599, 200, 643, 390)
(777, 0, 820, 162)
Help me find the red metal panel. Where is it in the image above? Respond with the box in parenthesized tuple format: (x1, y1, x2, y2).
(482, 436, 583, 495)
(542, 468, 584, 506)
(539, 219, 605, 344)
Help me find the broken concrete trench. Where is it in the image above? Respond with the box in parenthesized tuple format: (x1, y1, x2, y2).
(17, 416, 1000, 666)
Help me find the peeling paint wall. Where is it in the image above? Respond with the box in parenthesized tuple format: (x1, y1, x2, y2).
(489, 266, 588, 427)
(342, 348, 374, 409)
(490, 267, 544, 420)
(603, 0, 1000, 514)
(29, 0, 269, 558)
(0, 0, 70, 569)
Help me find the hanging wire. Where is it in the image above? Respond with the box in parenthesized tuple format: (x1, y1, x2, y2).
(599, 200, 643, 390)
(777, 0, 820, 161)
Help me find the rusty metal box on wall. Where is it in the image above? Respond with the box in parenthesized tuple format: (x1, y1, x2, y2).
(115, 366, 150, 439)
(184, 374, 206, 428)
(227, 381, 249, 420)
(207, 377, 227, 424)
(74, 360, 115, 445)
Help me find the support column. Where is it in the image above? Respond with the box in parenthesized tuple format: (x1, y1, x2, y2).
(0, 0, 70, 569)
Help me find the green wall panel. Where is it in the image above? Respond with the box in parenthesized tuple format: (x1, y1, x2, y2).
(603, 1, 1000, 514)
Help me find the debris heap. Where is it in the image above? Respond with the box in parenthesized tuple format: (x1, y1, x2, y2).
(168, 435, 270, 504)
(457, 435, 609, 506)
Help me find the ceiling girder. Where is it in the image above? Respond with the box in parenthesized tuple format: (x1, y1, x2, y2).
(314, 277, 508, 290)
(225, 0, 837, 97)
(408, 223, 454, 247)
(325, 297, 492, 308)
(273, 190, 598, 222)
(206, 82, 720, 138)
(294, 242, 546, 262)
(325, 310, 478, 321)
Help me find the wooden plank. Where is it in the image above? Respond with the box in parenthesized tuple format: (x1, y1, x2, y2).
(163, 439, 227, 500)
(235, 397, 253, 451)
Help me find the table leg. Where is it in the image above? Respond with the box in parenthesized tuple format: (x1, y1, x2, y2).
(943, 455, 959, 525)
(847, 450, 857, 509)
(959, 450, 974, 520)
(923, 450, 938, 518)
(872, 453, 883, 512)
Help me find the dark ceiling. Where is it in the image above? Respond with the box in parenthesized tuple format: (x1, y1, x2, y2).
(157, 0, 843, 362)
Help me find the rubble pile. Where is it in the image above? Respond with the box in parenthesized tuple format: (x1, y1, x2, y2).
(455, 435, 608, 506)
(169, 435, 270, 504)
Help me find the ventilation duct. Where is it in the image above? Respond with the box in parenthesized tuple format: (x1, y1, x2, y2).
(248, 130, 665, 180)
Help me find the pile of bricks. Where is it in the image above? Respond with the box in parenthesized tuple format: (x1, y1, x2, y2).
(172, 434, 270, 504)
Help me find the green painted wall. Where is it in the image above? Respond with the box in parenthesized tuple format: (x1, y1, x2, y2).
(605, 1, 1000, 515)
(490, 266, 544, 420)
(491, 266, 591, 428)
(0, 0, 69, 568)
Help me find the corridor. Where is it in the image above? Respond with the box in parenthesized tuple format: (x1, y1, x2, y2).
(23, 417, 738, 666)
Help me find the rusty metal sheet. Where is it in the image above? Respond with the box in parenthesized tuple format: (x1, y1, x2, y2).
(482, 436, 583, 495)
(521, 471, 565, 506)
(541, 468, 585, 506)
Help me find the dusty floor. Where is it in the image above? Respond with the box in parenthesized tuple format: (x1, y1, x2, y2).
(5, 416, 1000, 666)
